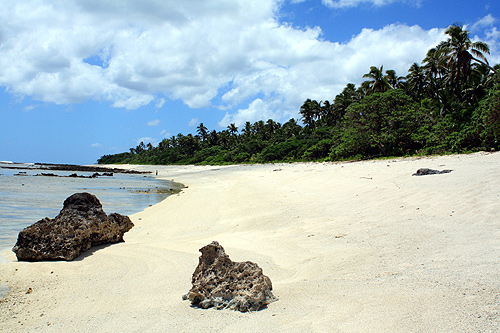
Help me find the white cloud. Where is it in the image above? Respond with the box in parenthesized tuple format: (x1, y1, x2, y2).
(219, 98, 286, 127)
(471, 14, 496, 32)
(1, 0, 496, 127)
(219, 24, 445, 126)
(23, 105, 36, 112)
(147, 119, 160, 126)
(91, 143, 103, 148)
(155, 98, 166, 108)
(188, 118, 199, 127)
(321, 0, 420, 9)
(135, 137, 155, 145)
(469, 16, 500, 66)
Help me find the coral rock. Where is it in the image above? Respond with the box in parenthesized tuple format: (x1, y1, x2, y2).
(12, 192, 134, 261)
(412, 168, 452, 176)
(183, 241, 277, 312)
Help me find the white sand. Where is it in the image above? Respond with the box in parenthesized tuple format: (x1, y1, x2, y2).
(1, 152, 500, 332)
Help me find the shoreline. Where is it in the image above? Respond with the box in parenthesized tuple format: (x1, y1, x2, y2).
(0, 168, 180, 257)
(1, 152, 500, 331)
(0, 162, 150, 174)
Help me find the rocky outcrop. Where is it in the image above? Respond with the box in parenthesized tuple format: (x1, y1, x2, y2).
(12, 192, 134, 261)
(183, 241, 277, 312)
(412, 168, 452, 176)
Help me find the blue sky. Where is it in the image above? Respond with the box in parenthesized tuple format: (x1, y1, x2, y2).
(1, 0, 499, 164)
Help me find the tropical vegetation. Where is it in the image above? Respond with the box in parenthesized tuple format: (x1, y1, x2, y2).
(98, 25, 500, 165)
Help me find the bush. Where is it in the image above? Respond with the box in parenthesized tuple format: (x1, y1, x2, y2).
(331, 90, 421, 160)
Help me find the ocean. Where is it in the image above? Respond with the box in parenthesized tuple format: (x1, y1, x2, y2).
(0, 163, 180, 252)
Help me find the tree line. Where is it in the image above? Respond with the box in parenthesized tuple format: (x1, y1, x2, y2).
(98, 25, 500, 165)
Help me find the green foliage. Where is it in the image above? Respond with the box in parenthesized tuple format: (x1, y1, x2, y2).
(331, 90, 422, 159)
(97, 152, 134, 164)
(303, 139, 335, 160)
(98, 26, 499, 166)
(258, 138, 310, 162)
(474, 72, 500, 149)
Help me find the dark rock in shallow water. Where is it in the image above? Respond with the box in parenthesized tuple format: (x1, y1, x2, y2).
(183, 241, 277, 312)
(12, 192, 134, 261)
(412, 168, 452, 176)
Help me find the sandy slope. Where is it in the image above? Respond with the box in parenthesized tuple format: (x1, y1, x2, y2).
(1, 153, 499, 332)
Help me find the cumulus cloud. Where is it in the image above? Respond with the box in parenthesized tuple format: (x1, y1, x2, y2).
(155, 98, 166, 109)
(468, 15, 500, 66)
(136, 137, 155, 145)
(188, 118, 199, 127)
(471, 14, 496, 32)
(219, 98, 287, 127)
(147, 119, 160, 126)
(23, 105, 36, 112)
(220, 24, 445, 126)
(321, 0, 421, 9)
(0, 0, 497, 128)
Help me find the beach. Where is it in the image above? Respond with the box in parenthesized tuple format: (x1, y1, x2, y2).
(1, 152, 499, 331)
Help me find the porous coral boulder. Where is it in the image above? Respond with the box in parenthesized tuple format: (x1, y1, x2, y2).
(412, 168, 452, 176)
(183, 241, 277, 312)
(12, 192, 134, 261)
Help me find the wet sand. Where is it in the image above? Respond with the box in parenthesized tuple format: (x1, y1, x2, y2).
(1, 152, 499, 332)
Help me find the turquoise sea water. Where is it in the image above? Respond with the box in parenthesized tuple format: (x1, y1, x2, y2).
(0, 163, 179, 252)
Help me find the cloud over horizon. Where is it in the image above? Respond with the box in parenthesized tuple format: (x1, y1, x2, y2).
(0, 0, 498, 127)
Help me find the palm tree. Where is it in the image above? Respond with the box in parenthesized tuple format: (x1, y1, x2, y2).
(208, 130, 219, 146)
(422, 46, 448, 82)
(280, 118, 301, 139)
(332, 83, 361, 123)
(263, 119, 280, 140)
(318, 100, 334, 126)
(462, 63, 495, 108)
(218, 130, 231, 149)
(362, 66, 392, 93)
(158, 138, 171, 151)
(422, 46, 450, 114)
(242, 121, 253, 137)
(252, 120, 266, 138)
(169, 135, 177, 147)
(384, 69, 404, 89)
(299, 99, 321, 127)
(227, 123, 238, 136)
(227, 123, 239, 148)
(197, 123, 208, 142)
(406, 63, 427, 100)
(439, 24, 496, 98)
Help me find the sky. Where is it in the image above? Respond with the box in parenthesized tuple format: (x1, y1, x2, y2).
(0, 0, 499, 164)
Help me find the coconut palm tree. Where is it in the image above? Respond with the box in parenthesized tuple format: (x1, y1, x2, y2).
(227, 123, 239, 147)
(333, 83, 360, 121)
(208, 130, 219, 146)
(422, 46, 451, 115)
(197, 123, 208, 142)
(242, 121, 253, 137)
(252, 120, 266, 138)
(317, 100, 334, 126)
(439, 24, 496, 98)
(227, 123, 238, 136)
(299, 99, 321, 127)
(362, 66, 392, 93)
(384, 69, 405, 89)
(406, 63, 427, 100)
(264, 119, 279, 139)
(422, 46, 448, 82)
